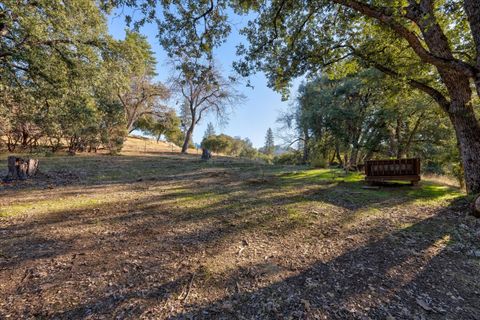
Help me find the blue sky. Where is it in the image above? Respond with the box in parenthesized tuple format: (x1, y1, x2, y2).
(108, 12, 299, 148)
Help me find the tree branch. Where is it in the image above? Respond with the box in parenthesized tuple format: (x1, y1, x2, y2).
(352, 51, 450, 111)
(332, 0, 477, 77)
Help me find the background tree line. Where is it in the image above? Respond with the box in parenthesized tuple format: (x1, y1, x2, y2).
(1, 1, 234, 155)
(277, 69, 463, 185)
(0, 1, 178, 154)
(2, 0, 480, 193)
(105, 0, 480, 193)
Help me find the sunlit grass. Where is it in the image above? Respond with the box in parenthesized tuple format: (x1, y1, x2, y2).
(0, 196, 109, 218)
(407, 184, 463, 204)
(276, 167, 464, 207)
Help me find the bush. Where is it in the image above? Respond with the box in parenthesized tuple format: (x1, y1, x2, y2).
(202, 134, 232, 153)
(273, 152, 302, 165)
(310, 154, 327, 168)
(239, 146, 257, 159)
(255, 152, 273, 164)
(102, 127, 127, 155)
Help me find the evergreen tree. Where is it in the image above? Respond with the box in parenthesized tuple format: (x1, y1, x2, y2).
(203, 123, 216, 141)
(264, 128, 275, 155)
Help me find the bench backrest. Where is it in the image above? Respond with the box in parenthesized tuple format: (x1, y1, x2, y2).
(365, 158, 420, 177)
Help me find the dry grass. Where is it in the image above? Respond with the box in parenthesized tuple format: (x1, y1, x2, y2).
(121, 135, 199, 155)
(422, 173, 462, 189)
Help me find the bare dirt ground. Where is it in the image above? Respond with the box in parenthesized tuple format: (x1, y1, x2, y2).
(1, 142, 479, 319)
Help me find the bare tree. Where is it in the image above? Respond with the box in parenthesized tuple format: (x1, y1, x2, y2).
(169, 59, 245, 153)
(117, 75, 170, 133)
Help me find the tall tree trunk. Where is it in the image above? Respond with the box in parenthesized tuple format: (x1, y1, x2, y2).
(181, 123, 195, 153)
(448, 106, 480, 194)
(463, 0, 480, 98)
(302, 129, 310, 163)
(21, 130, 29, 147)
(410, 0, 480, 193)
(349, 146, 359, 169)
(127, 120, 135, 134)
(437, 66, 480, 194)
(329, 151, 336, 164)
(394, 116, 403, 158)
(403, 112, 425, 158)
(335, 142, 343, 166)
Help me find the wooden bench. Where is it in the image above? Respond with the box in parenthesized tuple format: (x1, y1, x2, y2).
(365, 158, 420, 185)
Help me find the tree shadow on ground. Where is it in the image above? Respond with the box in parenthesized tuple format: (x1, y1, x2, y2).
(0, 164, 476, 319)
(3, 196, 473, 319)
(167, 198, 479, 319)
(0, 168, 463, 270)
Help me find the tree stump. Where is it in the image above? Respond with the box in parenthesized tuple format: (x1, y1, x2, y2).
(201, 149, 211, 161)
(472, 194, 480, 218)
(4, 156, 39, 181)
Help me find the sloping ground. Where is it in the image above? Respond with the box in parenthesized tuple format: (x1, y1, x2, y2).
(122, 136, 198, 155)
(0, 153, 479, 319)
(0, 135, 196, 156)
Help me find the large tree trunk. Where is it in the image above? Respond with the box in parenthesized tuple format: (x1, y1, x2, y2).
(181, 123, 195, 153)
(349, 146, 359, 169)
(472, 194, 480, 218)
(449, 106, 480, 194)
(127, 115, 136, 134)
(335, 142, 343, 166)
(5, 156, 39, 181)
(463, 0, 480, 96)
(436, 63, 480, 194)
(302, 129, 310, 164)
(409, 0, 480, 193)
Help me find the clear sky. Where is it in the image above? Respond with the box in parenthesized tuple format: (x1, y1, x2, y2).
(107, 12, 300, 148)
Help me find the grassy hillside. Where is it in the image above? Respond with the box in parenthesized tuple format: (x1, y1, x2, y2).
(122, 135, 199, 155)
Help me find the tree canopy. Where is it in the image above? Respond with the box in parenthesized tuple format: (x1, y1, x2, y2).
(0, 2, 172, 154)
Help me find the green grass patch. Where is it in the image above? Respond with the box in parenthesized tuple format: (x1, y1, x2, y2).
(0, 196, 109, 218)
(407, 183, 463, 204)
(278, 168, 363, 185)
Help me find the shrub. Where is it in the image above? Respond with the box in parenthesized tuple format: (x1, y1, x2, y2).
(102, 127, 127, 155)
(273, 152, 302, 165)
(239, 146, 257, 159)
(310, 154, 327, 168)
(255, 152, 273, 164)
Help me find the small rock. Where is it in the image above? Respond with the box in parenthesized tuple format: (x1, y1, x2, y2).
(301, 299, 310, 310)
(221, 301, 233, 312)
(416, 297, 433, 311)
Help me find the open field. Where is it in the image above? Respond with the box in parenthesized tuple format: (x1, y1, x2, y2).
(0, 143, 479, 319)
